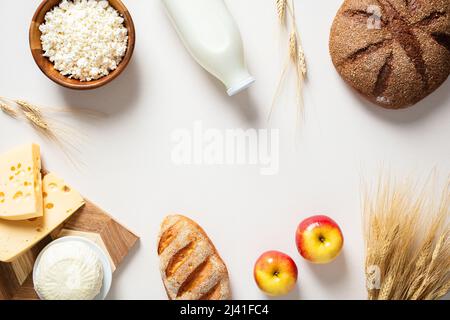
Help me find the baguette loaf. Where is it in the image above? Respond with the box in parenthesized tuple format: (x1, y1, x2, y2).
(330, 0, 450, 109)
(157, 215, 231, 300)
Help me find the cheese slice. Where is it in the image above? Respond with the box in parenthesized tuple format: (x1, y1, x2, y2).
(0, 172, 85, 262)
(0, 144, 43, 220)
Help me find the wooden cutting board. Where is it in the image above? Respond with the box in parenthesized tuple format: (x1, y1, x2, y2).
(0, 200, 139, 300)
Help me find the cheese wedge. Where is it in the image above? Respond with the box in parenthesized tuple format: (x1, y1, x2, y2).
(0, 144, 43, 220)
(0, 172, 85, 262)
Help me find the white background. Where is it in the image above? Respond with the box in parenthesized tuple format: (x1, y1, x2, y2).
(1, 0, 449, 300)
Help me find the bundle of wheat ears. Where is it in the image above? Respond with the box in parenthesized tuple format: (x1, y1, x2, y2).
(0, 96, 84, 165)
(270, 0, 307, 121)
(363, 176, 450, 300)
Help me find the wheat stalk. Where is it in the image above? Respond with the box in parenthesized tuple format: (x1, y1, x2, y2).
(23, 111, 50, 131)
(297, 45, 307, 78)
(0, 96, 86, 168)
(276, 0, 287, 24)
(289, 30, 298, 63)
(288, 1, 307, 79)
(270, 0, 307, 123)
(0, 101, 17, 118)
(363, 175, 450, 300)
(15, 100, 43, 117)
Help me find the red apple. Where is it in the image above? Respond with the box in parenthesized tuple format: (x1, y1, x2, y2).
(253, 250, 298, 296)
(296, 215, 344, 264)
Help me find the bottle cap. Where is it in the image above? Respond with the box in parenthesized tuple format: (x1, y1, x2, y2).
(227, 76, 255, 96)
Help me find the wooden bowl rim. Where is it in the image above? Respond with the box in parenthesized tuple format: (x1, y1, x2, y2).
(29, 0, 136, 90)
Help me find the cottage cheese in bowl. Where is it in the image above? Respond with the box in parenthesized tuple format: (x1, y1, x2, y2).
(39, 0, 128, 82)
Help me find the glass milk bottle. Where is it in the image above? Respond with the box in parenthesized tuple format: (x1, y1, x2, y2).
(162, 0, 255, 96)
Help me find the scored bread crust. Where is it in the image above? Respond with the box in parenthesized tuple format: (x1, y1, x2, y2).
(157, 215, 231, 300)
(330, 0, 450, 109)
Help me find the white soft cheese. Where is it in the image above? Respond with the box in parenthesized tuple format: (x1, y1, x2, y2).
(39, 0, 128, 81)
(34, 241, 104, 300)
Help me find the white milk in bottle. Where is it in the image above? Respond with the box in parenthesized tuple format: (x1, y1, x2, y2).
(162, 0, 255, 96)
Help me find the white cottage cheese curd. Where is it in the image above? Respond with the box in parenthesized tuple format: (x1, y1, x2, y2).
(39, 0, 128, 81)
(34, 241, 104, 300)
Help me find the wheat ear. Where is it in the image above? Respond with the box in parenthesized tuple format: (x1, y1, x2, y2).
(270, 0, 307, 123)
(276, 0, 287, 24)
(287, 1, 307, 78)
(363, 175, 450, 300)
(0, 101, 17, 118)
(289, 30, 298, 63)
(0, 97, 87, 168)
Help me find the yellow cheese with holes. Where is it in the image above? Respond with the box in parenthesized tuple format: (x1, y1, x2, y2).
(0, 172, 85, 262)
(0, 144, 43, 220)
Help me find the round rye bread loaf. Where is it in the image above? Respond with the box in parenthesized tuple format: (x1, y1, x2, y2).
(330, 0, 450, 109)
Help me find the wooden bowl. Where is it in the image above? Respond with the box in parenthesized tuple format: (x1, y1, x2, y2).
(29, 0, 135, 90)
